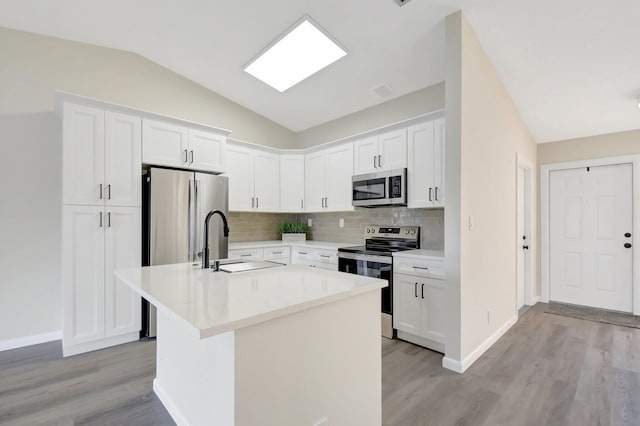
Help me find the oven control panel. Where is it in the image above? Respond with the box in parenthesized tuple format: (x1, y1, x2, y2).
(364, 225, 420, 240)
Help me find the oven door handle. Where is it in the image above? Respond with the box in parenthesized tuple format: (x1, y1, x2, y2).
(337, 251, 392, 265)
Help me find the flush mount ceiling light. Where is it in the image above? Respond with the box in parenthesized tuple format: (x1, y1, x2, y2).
(244, 16, 347, 92)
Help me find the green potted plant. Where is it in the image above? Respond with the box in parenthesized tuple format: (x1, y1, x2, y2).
(280, 221, 309, 243)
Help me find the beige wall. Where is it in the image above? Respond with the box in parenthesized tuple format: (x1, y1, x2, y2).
(538, 129, 640, 165)
(445, 13, 537, 363)
(295, 83, 445, 148)
(0, 27, 296, 344)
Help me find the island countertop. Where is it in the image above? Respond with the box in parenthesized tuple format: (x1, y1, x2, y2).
(115, 263, 387, 339)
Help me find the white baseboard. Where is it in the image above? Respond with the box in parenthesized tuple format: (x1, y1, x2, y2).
(62, 332, 139, 357)
(442, 314, 518, 374)
(154, 379, 189, 426)
(530, 296, 542, 305)
(0, 331, 61, 352)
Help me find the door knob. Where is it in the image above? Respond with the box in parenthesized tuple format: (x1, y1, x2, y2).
(523, 245, 529, 250)
(624, 243, 632, 248)
(625, 233, 632, 238)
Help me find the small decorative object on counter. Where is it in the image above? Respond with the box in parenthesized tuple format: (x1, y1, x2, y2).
(280, 222, 309, 243)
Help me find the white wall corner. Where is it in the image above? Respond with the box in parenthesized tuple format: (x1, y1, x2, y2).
(0, 331, 61, 352)
(530, 296, 542, 305)
(442, 314, 518, 374)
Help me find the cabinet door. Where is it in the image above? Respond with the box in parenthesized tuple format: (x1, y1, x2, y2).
(253, 150, 280, 211)
(432, 118, 445, 207)
(105, 112, 141, 207)
(226, 145, 254, 211)
(407, 121, 435, 208)
(189, 129, 226, 173)
(378, 129, 407, 171)
(325, 143, 354, 212)
(62, 205, 105, 346)
(63, 103, 105, 205)
(393, 274, 421, 334)
(304, 151, 325, 212)
(421, 278, 446, 343)
(353, 135, 378, 175)
(142, 119, 189, 168)
(280, 155, 305, 211)
(105, 207, 141, 338)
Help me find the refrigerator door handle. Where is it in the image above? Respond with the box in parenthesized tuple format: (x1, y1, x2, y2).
(194, 179, 200, 262)
(188, 179, 192, 261)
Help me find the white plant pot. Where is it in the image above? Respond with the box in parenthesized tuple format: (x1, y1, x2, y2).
(281, 233, 306, 243)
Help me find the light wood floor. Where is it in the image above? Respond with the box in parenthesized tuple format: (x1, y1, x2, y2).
(1, 303, 639, 425)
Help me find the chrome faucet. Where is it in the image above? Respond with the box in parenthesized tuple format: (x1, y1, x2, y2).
(202, 210, 229, 269)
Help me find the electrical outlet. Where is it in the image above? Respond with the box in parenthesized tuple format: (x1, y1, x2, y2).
(339, 218, 344, 228)
(468, 216, 474, 231)
(487, 309, 492, 324)
(308, 218, 312, 227)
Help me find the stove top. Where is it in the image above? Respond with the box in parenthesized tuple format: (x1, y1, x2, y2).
(338, 225, 420, 255)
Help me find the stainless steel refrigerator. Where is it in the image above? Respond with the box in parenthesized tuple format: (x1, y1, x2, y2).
(141, 167, 229, 337)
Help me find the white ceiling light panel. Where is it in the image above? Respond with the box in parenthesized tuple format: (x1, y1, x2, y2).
(244, 17, 347, 92)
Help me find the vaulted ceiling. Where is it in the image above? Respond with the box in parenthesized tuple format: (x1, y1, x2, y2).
(1, 0, 638, 142)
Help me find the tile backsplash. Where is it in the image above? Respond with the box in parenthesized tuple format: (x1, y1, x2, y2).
(229, 208, 444, 249)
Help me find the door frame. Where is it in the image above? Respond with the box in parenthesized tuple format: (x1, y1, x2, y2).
(540, 155, 640, 315)
(516, 154, 535, 310)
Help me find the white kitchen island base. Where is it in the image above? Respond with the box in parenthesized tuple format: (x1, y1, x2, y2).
(115, 264, 385, 426)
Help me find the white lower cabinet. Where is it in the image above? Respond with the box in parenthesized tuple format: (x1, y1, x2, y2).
(393, 257, 446, 352)
(62, 205, 141, 356)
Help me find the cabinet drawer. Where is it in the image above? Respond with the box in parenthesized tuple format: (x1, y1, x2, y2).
(313, 249, 337, 264)
(227, 248, 264, 261)
(264, 247, 290, 263)
(394, 258, 445, 279)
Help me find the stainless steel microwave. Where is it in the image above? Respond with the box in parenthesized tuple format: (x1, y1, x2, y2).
(352, 168, 407, 207)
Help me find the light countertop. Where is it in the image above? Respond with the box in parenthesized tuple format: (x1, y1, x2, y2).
(393, 249, 445, 260)
(115, 263, 386, 339)
(229, 240, 357, 251)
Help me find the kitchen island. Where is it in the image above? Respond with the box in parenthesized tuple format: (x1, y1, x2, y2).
(115, 263, 386, 426)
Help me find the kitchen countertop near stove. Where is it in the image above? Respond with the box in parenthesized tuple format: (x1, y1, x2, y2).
(229, 240, 357, 251)
(392, 249, 445, 260)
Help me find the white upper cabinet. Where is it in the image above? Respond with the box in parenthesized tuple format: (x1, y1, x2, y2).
(226, 143, 280, 212)
(105, 112, 141, 207)
(280, 154, 305, 211)
(63, 103, 141, 207)
(304, 143, 354, 212)
(63, 104, 105, 206)
(407, 117, 444, 208)
(353, 129, 407, 175)
(142, 119, 226, 174)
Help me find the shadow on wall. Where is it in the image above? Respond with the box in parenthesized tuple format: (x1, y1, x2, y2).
(0, 112, 63, 340)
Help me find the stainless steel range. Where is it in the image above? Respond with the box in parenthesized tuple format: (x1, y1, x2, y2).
(338, 225, 420, 338)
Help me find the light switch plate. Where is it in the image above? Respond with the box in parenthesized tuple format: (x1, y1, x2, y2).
(308, 218, 313, 227)
(339, 218, 344, 228)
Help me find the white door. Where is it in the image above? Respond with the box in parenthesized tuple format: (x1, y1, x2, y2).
(226, 145, 254, 211)
(353, 136, 378, 174)
(62, 103, 105, 206)
(280, 155, 305, 211)
(393, 274, 421, 334)
(325, 143, 354, 212)
(142, 119, 189, 168)
(62, 205, 105, 346)
(550, 164, 633, 312)
(105, 112, 141, 207)
(305, 151, 325, 211)
(253, 150, 280, 211)
(378, 129, 407, 171)
(407, 121, 435, 208)
(516, 167, 526, 311)
(105, 207, 141, 338)
(189, 129, 226, 173)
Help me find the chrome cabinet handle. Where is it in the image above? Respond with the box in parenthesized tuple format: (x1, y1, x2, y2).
(240, 254, 252, 257)
(183, 149, 188, 163)
(273, 251, 282, 255)
(190, 150, 194, 164)
(301, 199, 304, 209)
(421, 283, 425, 299)
(320, 254, 330, 258)
(99, 184, 103, 200)
(378, 155, 382, 168)
(435, 187, 438, 201)
(321, 198, 324, 208)
(414, 282, 418, 298)
(107, 212, 111, 228)
(251, 197, 255, 208)
(298, 252, 308, 255)
(428, 187, 432, 201)
(107, 184, 111, 200)
(256, 197, 259, 208)
(412, 266, 430, 270)
(373, 156, 377, 169)
(324, 197, 328, 208)
(99, 211, 103, 228)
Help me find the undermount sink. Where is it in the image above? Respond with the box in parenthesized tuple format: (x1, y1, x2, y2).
(217, 261, 285, 273)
